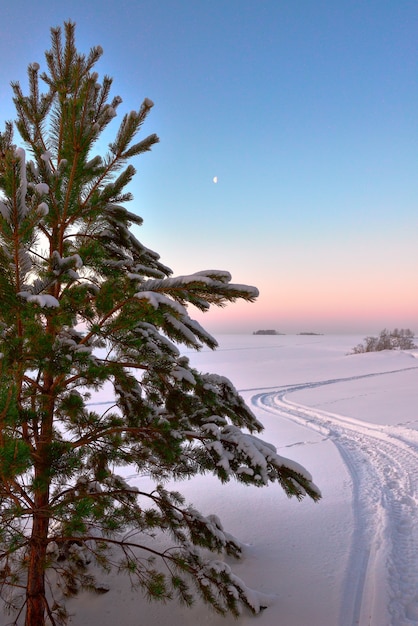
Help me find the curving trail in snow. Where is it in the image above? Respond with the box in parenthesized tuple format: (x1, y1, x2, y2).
(251, 367, 418, 626)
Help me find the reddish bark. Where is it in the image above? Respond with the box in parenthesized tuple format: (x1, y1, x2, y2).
(25, 498, 49, 626)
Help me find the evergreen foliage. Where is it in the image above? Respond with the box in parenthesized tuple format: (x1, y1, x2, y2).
(0, 23, 321, 626)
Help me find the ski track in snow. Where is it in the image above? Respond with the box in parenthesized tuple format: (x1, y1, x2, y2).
(250, 366, 418, 626)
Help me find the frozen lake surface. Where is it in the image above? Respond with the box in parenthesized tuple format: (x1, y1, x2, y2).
(68, 334, 418, 626)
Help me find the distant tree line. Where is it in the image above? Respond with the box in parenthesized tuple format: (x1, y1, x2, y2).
(351, 328, 417, 353)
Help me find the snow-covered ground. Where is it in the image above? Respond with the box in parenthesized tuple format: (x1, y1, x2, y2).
(68, 333, 418, 626)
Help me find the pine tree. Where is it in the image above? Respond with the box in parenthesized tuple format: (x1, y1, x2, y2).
(0, 22, 321, 626)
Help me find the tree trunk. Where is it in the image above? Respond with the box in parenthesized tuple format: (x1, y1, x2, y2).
(25, 386, 55, 625)
(25, 503, 49, 626)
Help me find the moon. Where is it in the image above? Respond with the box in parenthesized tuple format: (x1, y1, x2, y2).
(212, 176, 218, 184)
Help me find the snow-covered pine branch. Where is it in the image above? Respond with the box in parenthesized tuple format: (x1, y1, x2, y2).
(0, 21, 321, 626)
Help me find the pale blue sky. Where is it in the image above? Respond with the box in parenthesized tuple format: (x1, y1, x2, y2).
(1, 1, 417, 333)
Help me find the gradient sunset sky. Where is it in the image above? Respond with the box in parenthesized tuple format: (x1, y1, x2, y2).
(1, 1, 417, 334)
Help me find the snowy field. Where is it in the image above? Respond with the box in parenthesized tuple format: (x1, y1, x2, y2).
(68, 333, 418, 626)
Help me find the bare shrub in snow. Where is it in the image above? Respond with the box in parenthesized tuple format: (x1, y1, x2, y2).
(351, 328, 417, 353)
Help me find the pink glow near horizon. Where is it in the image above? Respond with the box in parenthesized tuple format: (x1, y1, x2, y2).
(192, 287, 418, 335)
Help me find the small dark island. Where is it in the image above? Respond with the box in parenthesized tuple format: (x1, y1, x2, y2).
(253, 330, 284, 336)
